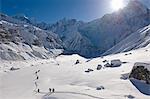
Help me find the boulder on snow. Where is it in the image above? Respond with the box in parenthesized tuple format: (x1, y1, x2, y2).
(97, 64, 102, 70)
(125, 53, 132, 56)
(88, 68, 94, 71)
(104, 63, 111, 67)
(86, 59, 92, 62)
(120, 73, 129, 80)
(85, 70, 90, 73)
(124, 95, 135, 99)
(145, 50, 148, 52)
(96, 86, 105, 90)
(129, 62, 150, 84)
(104, 59, 122, 67)
(110, 59, 122, 67)
(85, 68, 94, 73)
(122, 61, 128, 64)
(10, 67, 20, 71)
(102, 60, 108, 63)
(75, 60, 80, 64)
(125, 53, 128, 56)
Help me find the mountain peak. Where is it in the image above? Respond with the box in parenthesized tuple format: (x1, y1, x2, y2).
(13, 14, 29, 19)
(57, 18, 78, 24)
(12, 14, 32, 24)
(126, 0, 148, 10)
(121, 0, 149, 18)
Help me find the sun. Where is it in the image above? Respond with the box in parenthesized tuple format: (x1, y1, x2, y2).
(111, 0, 125, 11)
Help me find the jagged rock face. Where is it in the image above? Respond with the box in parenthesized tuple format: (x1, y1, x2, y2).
(129, 63, 150, 84)
(38, 0, 150, 58)
(43, 19, 101, 57)
(7, 0, 150, 58)
(0, 13, 25, 24)
(0, 14, 63, 60)
(79, 0, 150, 54)
(12, 14, 32, 24)
(0, 20, 63, 49)
(0, 25, 22, 44)
(103, 24, 150, 55)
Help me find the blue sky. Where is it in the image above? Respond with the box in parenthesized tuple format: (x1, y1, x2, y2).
(1, 0, 150, 23)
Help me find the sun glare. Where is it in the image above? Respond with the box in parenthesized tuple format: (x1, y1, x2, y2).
(111, 0, 125, 11)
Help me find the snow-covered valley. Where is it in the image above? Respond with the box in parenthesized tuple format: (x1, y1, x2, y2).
(1, 0, 150, 99)
(0, 46, 150, 99)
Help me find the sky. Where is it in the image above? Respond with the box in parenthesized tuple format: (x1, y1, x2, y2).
(1, 0, 150, 23)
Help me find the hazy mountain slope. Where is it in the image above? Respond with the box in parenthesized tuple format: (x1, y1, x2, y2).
(79, 0, 150, 54)
(36, 0, 150, 58)
(46, 18, 102, 57)
(103, 24, 150, 55)
(5, 0, 150, 58)
(0, 14, 63, 60)
(1, 13, 26, 24)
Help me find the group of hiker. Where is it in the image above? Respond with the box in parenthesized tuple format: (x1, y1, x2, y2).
(37, 88, 55, 93)
(34, 70, 40, 93)
(49, 88, 55, 93)
(35, 70, 40, 74)
(34, 69, 56, 93)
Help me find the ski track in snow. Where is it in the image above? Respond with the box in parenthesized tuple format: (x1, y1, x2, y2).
(42, 91, 104, 99)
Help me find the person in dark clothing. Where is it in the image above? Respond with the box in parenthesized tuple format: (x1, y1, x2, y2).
(38, 70, 40, 72)
(36, 76, 39, 80)
(35, 82, 37, 88)
(52, 88, 55, 92)
(37, 89, 40, 93)
(75, 60, 80, 64)
(49, 88, 51, 92)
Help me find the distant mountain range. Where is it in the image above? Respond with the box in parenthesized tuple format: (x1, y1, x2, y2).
(0, 14, 63, 60)
(0, 0, 150, 60)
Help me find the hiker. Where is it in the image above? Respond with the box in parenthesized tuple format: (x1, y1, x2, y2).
(38, 70, 40, 72)
(37, 89, 40, 93)
(52, 88, 55, 92)
(35, 82, 38, 87)
(75, 60, 80, 64)
(49, 88, 51, 92)
(36, 76, 39, 80)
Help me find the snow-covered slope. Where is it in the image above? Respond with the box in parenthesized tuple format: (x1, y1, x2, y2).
(78, 0, 150, 55)
(37, 0, 150, 58)
(47, 18, 102, 57)
(0, 14, 63, 60)
(103, 24, 150, 55)
(0, 45, 150, 99)
(12, 14, 32, 24)
(1, 13, 26, 24)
